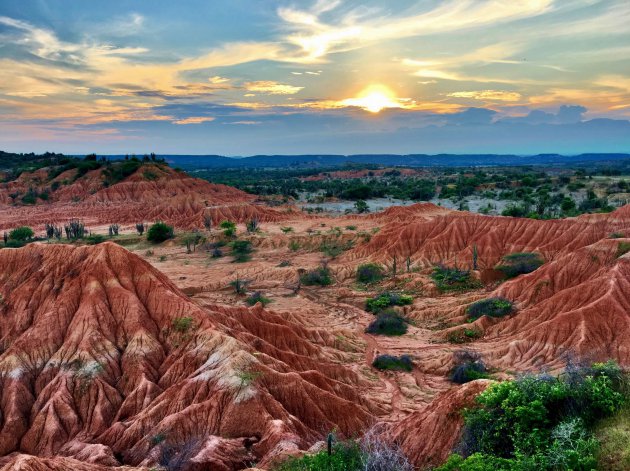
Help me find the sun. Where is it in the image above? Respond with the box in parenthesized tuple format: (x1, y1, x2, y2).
(341, 84, 403, 113)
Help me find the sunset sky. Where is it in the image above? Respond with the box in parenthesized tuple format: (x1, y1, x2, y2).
(1, 0, 629, 155)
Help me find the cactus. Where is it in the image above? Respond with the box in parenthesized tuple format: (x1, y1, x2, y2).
(108, 224, 120, 236)
(64, 219, 85, 240)
(135, 222, 146, 235)
(406, 255, 411, 273)
(472, 244, 478, 270)
(392, 255, 397, 277)
(246, 218, 260, 233)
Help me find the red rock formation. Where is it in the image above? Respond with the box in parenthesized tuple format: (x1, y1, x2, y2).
(387, 380, 491, 469)
(0, 243, 375, 469)
(0, 165, 288, 231)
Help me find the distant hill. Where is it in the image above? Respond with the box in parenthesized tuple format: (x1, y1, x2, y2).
(149, 153, 630, 170)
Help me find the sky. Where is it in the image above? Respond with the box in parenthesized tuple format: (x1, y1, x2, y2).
(0, 0, 629, 156)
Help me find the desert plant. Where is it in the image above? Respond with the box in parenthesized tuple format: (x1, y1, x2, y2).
(280, 226, 294, 233)
(135, 222, 146, 235)
(183, 231, 203, 253)
(447, 328, 482, 344)
(466, 297, 514, 320)
(449, 350, 488, 384)
(246, 218, 260, 233)
(472, 244, 478, 270)
(8, 226, 34, 242)
(616, 242, 630, 258)
(219, 220, 236, 238)
(157, 438, 200, 471)
(108, 224, 120, 236)
(172, 316, 193, 333)
(147, 221, 174, 243)
(366, 310, 408, 336)
(231, 239, 253, 262)
(246, 291, 271, 306)
(203, 214, 213, 231)
(360, 428, 414, 471)
(365, 292, 413, 313)
(300, 266, 333, 286)
(431, 265, 482, 293)
(495, 252, 544, 278)
(230, 276, 250, 294)
(320, 239, 353, 258)
(211, 247, 223, 258)
(356, 263, 385, 284)
(64, 219, 86, 240)
(372, 354, 413, 372)
(288, 240, 300, 251)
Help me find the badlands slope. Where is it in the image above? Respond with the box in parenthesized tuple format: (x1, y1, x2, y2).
(0, 170, 629, 469)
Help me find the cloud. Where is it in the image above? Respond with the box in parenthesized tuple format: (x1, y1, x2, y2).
(172, 116, 215, 125)
(448, 90, 522, 102)
(446, 107, 498, 125)
(244, 81, 304, 95)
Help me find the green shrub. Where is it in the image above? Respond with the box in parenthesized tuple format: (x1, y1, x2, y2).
(495, 252, 544, 278)
(85, 234, 106, 245)
(449, 350, 488, 384)
(365, 310, 408, 336)
(172, 316, 193, 333)
(616, 242, 630, 258)
(440, 361, 627, 470)
(365, 292, 413, 313)
(246, 291, 271, 306)
(231, 240, 253, 262)
(356, 263, 385, 283)
(372, 354, 413, 372)
(289, 240, 300, 251)
(147, 221, 174, 243)
(300, 267, 333, 286)
(447, 328, 482, 344)
(9, 226, 34, 241)
(4, 239, 26, 248)
(466, 297, 514, 320)
(321, 239, 353, 258)
(219, 220, 236, 237)
(274, 441, 363, 471)
(431, 265, 482, 293)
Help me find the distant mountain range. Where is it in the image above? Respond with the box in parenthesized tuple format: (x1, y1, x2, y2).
(149, 153, 630, 170)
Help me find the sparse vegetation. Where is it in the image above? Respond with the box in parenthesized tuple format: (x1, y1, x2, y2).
(431, 265, 483, 292)
(466, 297, 514, 320)
(85, 234, 107, 245)
(64, 219, 86, 240)
(246, 291, 271, 306)
(356, 263, 385, 284)
(246, 218, 260, 233)
(495, 252, 544, 278)
(147, 221, 174, 243)
(230, 276, 250, 294)
(219, 220, 237, 238)
(300, 266, 333, 286)
(230, 239, 253, 262)
(616, 242, 630, 258)
(372, 354, 413, 372)
(172, 317, 193, 334)
(449, 350, 488, 384)
(136, 222, 146, 235)
(365, 310, 408, 336)
(365, 291, 413, 313)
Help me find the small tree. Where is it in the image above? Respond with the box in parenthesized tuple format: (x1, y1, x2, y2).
(147, 221, 174, 243)
(135, 222, 146, 235)
(246, 218, 260, 233)
(231, 240, 253, 262)
(230, 276, 250, 294)
(355, 200, 369, 213)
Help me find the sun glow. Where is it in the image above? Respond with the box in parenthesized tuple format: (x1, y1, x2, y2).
(341, 84, 404, 113)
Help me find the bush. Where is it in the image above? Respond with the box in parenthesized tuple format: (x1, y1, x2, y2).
(274, 441, 363, 471)
(172, 317, 193, 333)
(440, 360, 628, 470)
(616, 242, 630, 258)
(431, 265, 482, 293)
(300, 267, 333, 286)
(495, 252, 543, 278)
(366, 292, 413, 313)
(231, 240, 253, 262)
(147, 221, 174, 243)
(356, 263, 385, 283)
(449, 350, 488, 384)
(246, 291, 271, 306)
(466, 297, 514, 320)
(85, 234, 107, 245)
(219, 220, 236, 237)
(366, 310, 408, 336)
(372, 354, 413, 372)
(8, 226, 34, 241)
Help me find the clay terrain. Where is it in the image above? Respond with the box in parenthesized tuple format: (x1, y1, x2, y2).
(1, 166, 629, 470)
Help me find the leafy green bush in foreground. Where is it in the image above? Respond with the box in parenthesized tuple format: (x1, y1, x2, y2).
(147, 221, 174, 243)
(365, 292, 413, 313)
(495, 252, 544, 279)
(466, 297, 514, 320)
(365, 311, 408, 336)
(372, 354, 413, 372)
(438, 360, 627, 471)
